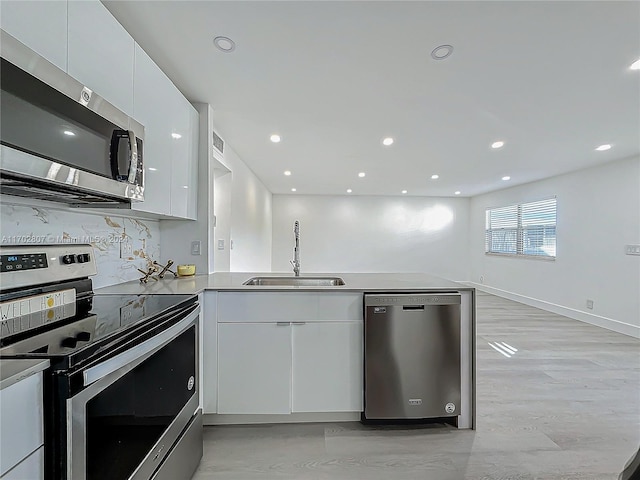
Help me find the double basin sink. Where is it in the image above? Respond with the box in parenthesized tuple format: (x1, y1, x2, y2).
(243, 276, 345, 287)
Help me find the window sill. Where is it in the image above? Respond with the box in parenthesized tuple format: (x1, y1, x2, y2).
(485, 252, 556, 261)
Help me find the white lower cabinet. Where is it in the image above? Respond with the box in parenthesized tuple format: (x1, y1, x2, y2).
(0, 369, 45, 480)
(291, 322, 363, 413)
(214, 292, 364, 417)
(1, 447, 44, 480)
(217, 323, 291, 414)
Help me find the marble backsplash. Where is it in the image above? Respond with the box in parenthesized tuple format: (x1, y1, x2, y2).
(0, 205, 161, 288)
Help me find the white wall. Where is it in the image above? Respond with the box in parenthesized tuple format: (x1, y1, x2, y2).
(0, 202, 160, 289)
(213, 167, 232, 272)
(272, 195, 470, 280)
(469, 156, 640, 337)
(221, 143, 273, 272)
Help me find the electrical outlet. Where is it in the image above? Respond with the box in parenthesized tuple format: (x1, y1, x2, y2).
(625, 244, 640, 256)
(120, 240, 133, 259)
(191, 241, 201, 256)
(586, 299, 594, 310)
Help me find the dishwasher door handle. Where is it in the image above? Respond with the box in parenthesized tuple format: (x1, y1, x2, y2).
(403, 305, 425, 310)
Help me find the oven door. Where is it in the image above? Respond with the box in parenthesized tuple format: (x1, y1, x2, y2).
(67, 305, 199, 480)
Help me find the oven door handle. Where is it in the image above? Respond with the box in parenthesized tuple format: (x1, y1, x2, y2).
(82, 306, 199, 387)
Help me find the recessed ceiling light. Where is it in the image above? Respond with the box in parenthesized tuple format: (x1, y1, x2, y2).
(630, 59, 640, 70)
(401, 190, 408, 194)
(431, 44, 453, 60)
(382, 137, 394, 146)
(63, 130, 75, 136)
(358, 172, 366, 178)
(171, 133, 182, 139)
(213, 36, 236, 53)
(291, 188, 297, 192)
(502, 176, 511, 181)
(346, 189, 352, 193)
(454, 191, 461, 195)
(431, 174, 439, 180)
(270, 134, 281, 143)
(595, 144, 611, 151)
(491, 141, 504, 149)
(148, 167, 158, 172)
(182, 185, 189, 189)
(284, 170, 291, 176)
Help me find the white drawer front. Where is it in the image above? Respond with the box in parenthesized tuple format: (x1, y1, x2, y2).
(0, 373, 44, 476)
(317, 293, 362, 321)
(217, 292, 362, 322)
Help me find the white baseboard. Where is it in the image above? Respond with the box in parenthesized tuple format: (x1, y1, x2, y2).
(203, 411, 361, 426)
(461, 281, 640, 339)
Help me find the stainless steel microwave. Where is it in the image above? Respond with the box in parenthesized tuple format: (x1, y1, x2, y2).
(0, 31, 144, 206)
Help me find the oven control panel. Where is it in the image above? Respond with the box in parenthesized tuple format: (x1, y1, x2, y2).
(0, 245, 96, 290)
(0, 253, 48, 272)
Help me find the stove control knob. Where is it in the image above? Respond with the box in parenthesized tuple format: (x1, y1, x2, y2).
(76, 332, 91, 342)
(76, 253, 91, 263)
(61, 337, 78, 349)
(61, 254, 76, 265)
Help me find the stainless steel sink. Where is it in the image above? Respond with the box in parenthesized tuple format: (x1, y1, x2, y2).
(243, 276, 345, 286)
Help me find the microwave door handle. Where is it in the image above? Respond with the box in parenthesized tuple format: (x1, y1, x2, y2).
(109, 129, 127, 181)
(127, 129, 138, 184)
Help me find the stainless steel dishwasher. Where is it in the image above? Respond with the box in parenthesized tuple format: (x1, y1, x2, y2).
(363, 293, 461, 421)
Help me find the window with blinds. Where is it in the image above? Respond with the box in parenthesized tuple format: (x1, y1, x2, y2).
(485, 197, 556, 259)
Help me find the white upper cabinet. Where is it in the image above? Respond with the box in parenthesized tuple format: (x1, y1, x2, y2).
(67, 0, 134, 116)
(0, 0, 68, 71)
(132, 45, 198, 219)
(185, 105, 199, 219)
(132, 45, 172, 216)
(169, 90, 199, 219)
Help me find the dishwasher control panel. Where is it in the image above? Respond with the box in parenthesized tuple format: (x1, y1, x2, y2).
(364, 292, 461, 307)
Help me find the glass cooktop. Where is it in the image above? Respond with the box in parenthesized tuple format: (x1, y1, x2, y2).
(0, 293, 195, 356)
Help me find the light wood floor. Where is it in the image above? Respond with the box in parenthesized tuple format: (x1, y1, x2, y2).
(193, 292, 640, 479)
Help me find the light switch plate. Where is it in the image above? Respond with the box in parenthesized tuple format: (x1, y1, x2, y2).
(217, 239, 225, 250)
(191, 240, 201, 256)
(625, 244, 640, 256)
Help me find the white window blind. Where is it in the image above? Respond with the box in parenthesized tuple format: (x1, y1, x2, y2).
(485, 198, 556, 259)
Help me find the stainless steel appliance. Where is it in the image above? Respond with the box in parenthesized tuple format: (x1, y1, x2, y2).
(0, 244, 202, 480)
(363, 293, 461, 421)
(0, 31, 144, 206)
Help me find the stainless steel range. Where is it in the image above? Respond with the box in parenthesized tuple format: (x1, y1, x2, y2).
(0, 244, 202, 480)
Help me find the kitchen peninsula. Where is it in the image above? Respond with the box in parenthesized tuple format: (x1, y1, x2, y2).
(96, 272, 476, 430)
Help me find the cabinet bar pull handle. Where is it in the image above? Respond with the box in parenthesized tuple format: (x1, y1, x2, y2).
(276, 322, 290, 326)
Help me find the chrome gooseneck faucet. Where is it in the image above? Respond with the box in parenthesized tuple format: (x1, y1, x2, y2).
(290, 220, 301, 276)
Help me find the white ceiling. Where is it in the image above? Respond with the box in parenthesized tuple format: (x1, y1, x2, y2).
(103, 1, 640, 197)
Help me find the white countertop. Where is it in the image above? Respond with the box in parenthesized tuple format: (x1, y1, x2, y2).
(95, 272, 472, 296)
(0, 359, 50, 390)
